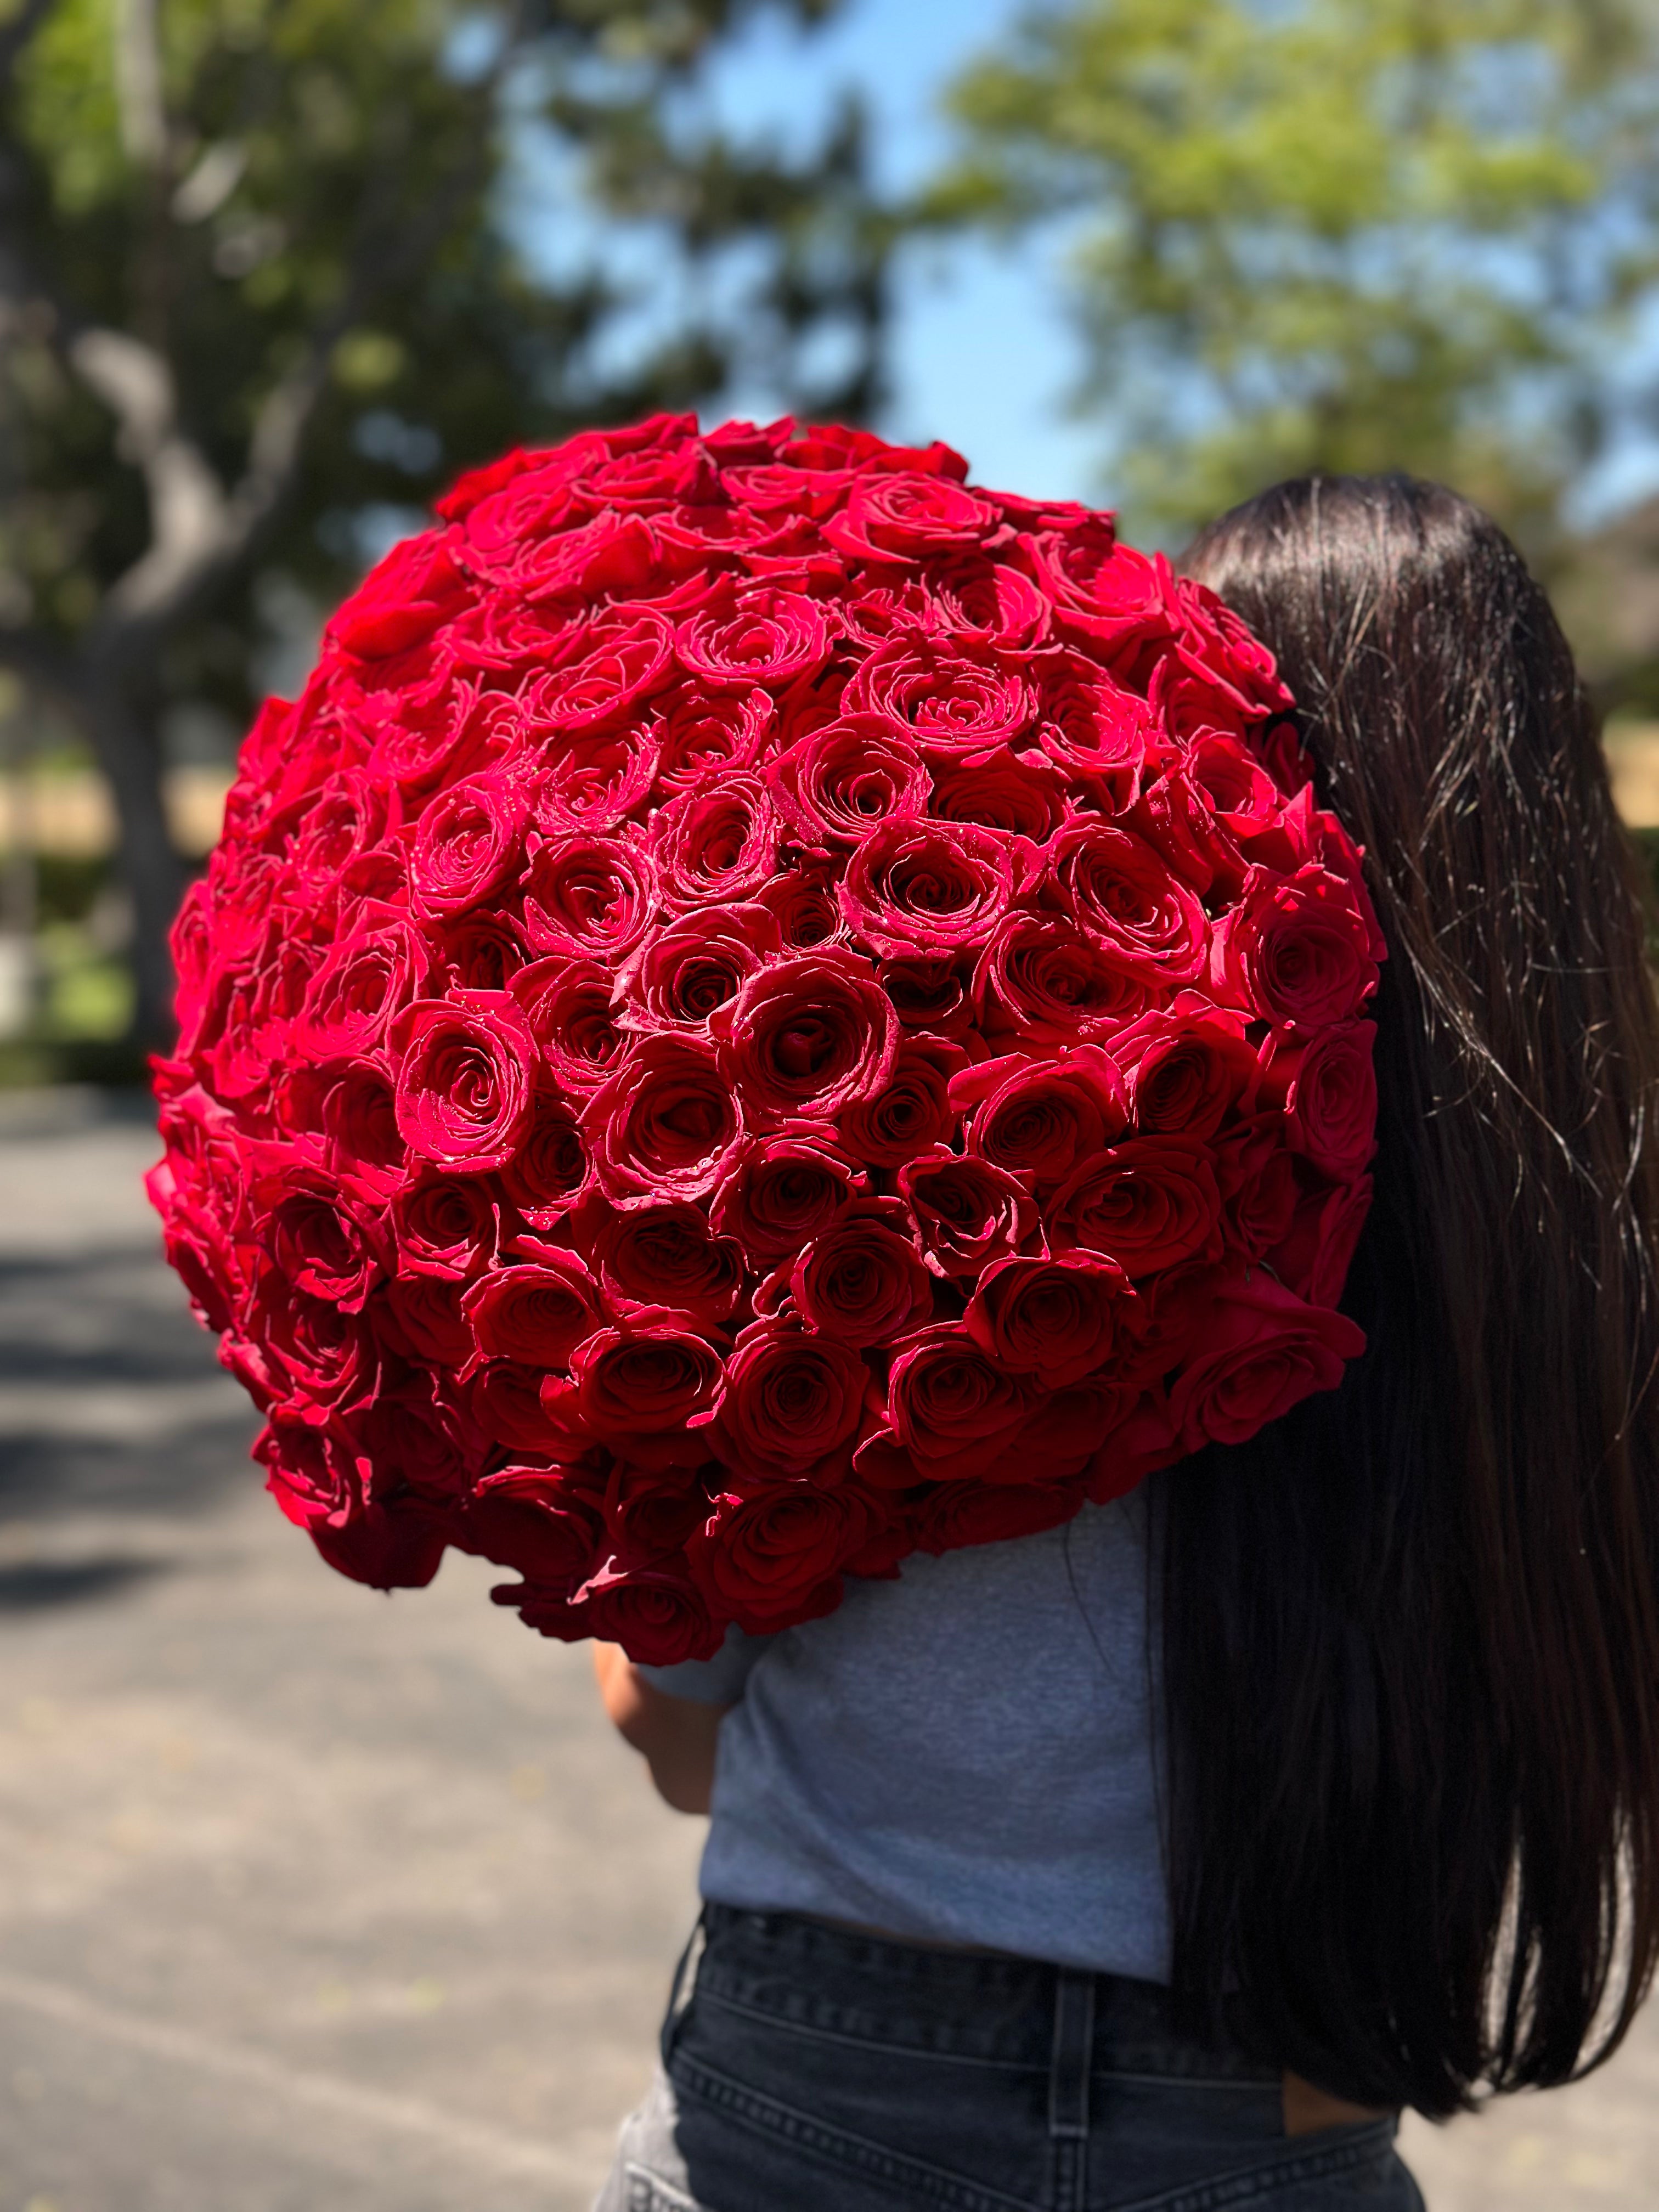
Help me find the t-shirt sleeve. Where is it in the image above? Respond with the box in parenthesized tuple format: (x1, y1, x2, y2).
(637, 1626, 773, 1706)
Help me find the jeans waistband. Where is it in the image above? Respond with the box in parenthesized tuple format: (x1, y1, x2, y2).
(681, 1904, 1282, 2086)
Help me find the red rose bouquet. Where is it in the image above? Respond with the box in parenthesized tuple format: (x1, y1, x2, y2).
(148, 413, 1384, 1663)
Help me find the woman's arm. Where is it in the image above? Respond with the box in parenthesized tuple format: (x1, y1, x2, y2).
(592, 1642, 730, 1814)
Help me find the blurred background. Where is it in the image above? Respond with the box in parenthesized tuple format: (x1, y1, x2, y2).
(9, 0, 1659, 1069)
(3, 2, 1659, 2208)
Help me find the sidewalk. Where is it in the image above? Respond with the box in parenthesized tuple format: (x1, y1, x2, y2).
(0, 1095, 1651, 2210)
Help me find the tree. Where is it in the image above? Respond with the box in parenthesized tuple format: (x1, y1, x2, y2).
(0, 0, 891, 1042)
(931, 0, 1659, 548)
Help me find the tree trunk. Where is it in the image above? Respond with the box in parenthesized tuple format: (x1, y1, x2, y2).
(78, 674, 186, 1050)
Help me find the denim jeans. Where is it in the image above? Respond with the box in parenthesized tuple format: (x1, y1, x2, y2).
(593, 1906, 1425, 2212)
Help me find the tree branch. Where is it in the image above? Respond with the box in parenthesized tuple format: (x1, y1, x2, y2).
(69, 327, 232, 641)
(112, 0, 168, 172)
(81, 27, 527, 665)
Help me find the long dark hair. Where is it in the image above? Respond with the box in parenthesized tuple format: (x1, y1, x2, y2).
(1166, 474, 1659, 2116)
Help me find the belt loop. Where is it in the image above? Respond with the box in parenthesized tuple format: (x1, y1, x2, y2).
(659, 1906, 707, 2069)
(1048, 1965, 1094, 2142)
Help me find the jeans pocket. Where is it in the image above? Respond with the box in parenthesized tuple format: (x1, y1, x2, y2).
(1137, 2118, 1412, 2212)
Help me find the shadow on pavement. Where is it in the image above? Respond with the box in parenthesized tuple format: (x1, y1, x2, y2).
(0, 1555, 167, 1609)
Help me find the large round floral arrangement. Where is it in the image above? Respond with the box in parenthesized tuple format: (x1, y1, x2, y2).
(149, 413, 1383, 1662)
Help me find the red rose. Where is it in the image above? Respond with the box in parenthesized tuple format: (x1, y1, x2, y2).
(839, 818, 1035, 958)
(589, 1201, 746, 1327)
(689, 1485, 883, 1634)
(560, 1318, 724, 1463)
(520, 828, 656, 964)
(1112, 1004, 1259, 1141)
(583, 1032, 744, 1204)
(1046, 820, 1209, 986)
(1018, 528, 1173, 652)
(1266, 1020, 1379, 1178)
(257, 1415, 365, 1532)
(366, 681, 504, 797)
(825, 472, 997, 561)
(837, 1036, 963, 1167)
(655, 685, 772, 794)
(897, 1148, 1037, 1279)
(911, 1480, 1080, 1556)
(1031, 647, 1160, 808)
(711, 950, 898, 1128)
(257, 1165, 383, 1314)
(974, 914, 1148, 1048)
(953, 1046, 1129, 1192)
(616, 905, 781, 1029)
(928, 556, 1049, 648)
(473, 1358, 582, 1453)
(310, 1499, 449, 1593)
(866, 1324, 1030, 1482)
(676, 582, 833, 687)
(510, 957, 625, 1095)
(708, 1316, 870, 1486)
(282, 769, 398, 890)
(529, 605, 674, 729)
(790, 1202, 934, 1345)
(460, 1463, 605, 1593)
(710, 1130, 863, 1260)
(605, 1461, 713, 1568)
(439, 910, 526, 995)
(374, 1276, 474, 1366)
(1269, 1175, 1374, 1309)
(651, 776, 781, 912)
(498, 1091, 588, 1226)
(768, 719, 932, 847)
(392, 992, 538, 1172)
(256, 1276, 374, 1413)
(1212, 864, 1383, 1031)
(462, 1253, 606, 1367)
(842, 637, 1034, 753)
(755, 856, 846, 949)
(927, 746, 1068, 840)
(409, 771, 527, 918)
(390, 1171, 498, 1280)
(876, 952, 975, 1036)
(328, 531, 469, 660)
(527, 719, 658, 834)
(498, 1562, 724, 1666)
(1047, 1136, 1224, 1277)
(346, 1373, 483, 1498)
(1168, 1274, 1365, 1449)
(965, 1252, 1137, 1387)
(298, 908, 429, 1060)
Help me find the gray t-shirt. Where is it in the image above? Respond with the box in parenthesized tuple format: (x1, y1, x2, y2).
(641, 1494, 1170, 1980)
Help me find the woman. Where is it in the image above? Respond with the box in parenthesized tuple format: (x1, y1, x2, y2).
(591, 475, 1659, 2211)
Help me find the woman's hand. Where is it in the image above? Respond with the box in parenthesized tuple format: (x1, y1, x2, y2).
(591, 1643, 729, 1814)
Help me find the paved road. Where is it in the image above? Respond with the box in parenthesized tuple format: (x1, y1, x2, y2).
(0, 1094, 1651, 2211)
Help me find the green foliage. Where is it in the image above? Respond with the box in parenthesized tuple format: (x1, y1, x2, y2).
(933, 0, 1659, 546)
(2, 0, 891, 720)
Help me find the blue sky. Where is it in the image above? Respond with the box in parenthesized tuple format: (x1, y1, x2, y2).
(505, 0, 1105, 506)
(504, 0, 1659, 527)
(697, 0, 1103, 504)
